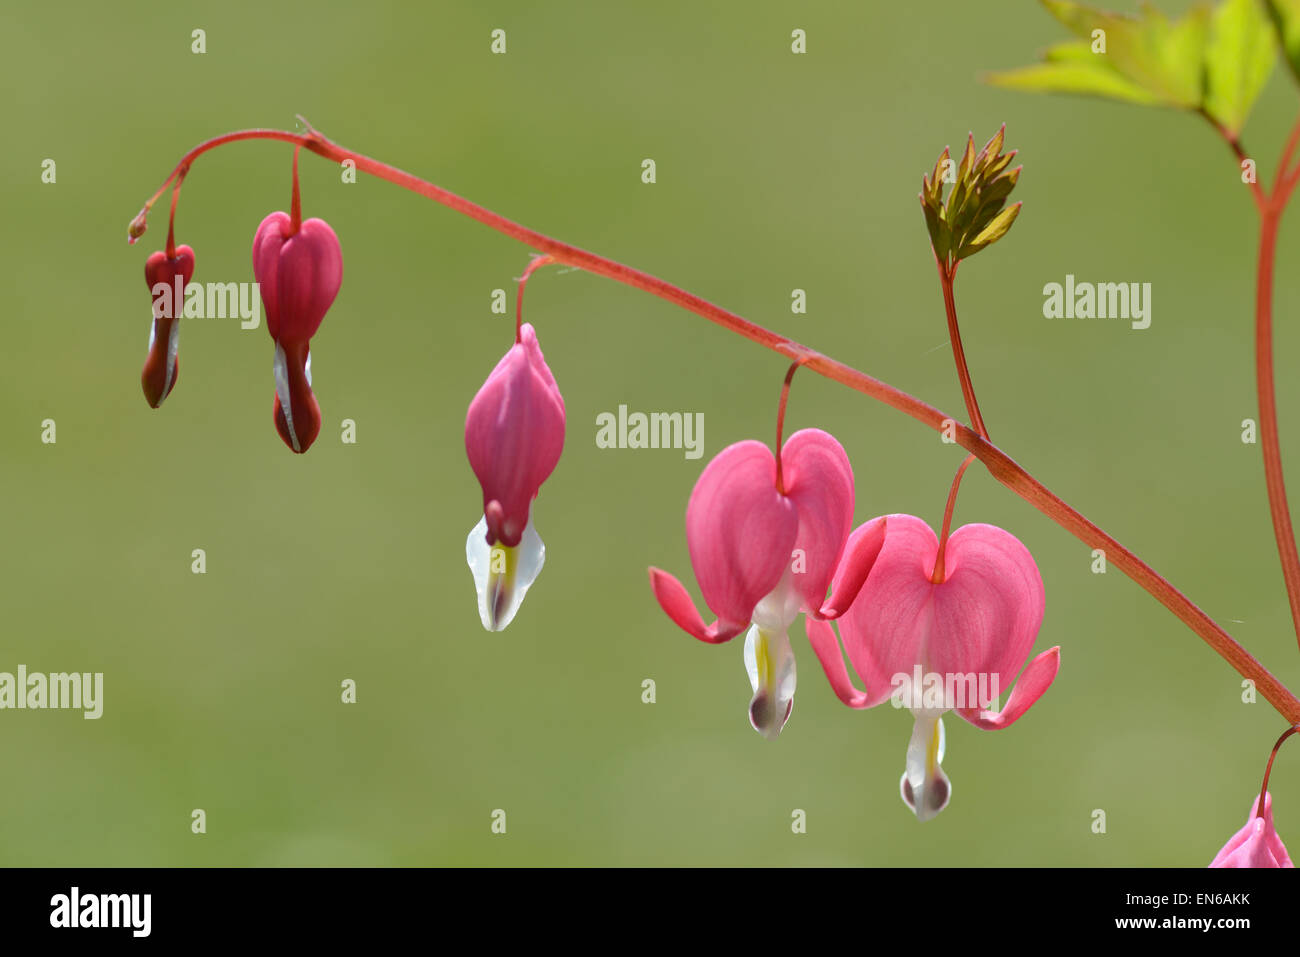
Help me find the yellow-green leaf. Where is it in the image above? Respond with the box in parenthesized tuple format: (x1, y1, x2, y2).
(965, 202, 1022, 255)
(1265, 0, 1300, 86)
(1204, 0, 1276, 135)
(985, 59, 1163, 104)
(987, 1, 1213, 111)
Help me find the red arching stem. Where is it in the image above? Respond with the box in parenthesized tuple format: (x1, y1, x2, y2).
(932, 453, 977, 583)
(165, 172, 186, 259)
(125, 125, 1300, 723)
(1256, 724, 1300, 819)
(1206, 110, 1300, 654)
(773, 359, 804, 495)
(1272, 114, 1300, 196)
(516, 254, 556, 344)
(1251, 207, 1300, 650)
(937, 261, 988, 439)
(288, 145, 302, 236)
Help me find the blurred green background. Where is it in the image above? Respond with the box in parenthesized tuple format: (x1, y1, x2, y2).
(2, 0, 1298, 866)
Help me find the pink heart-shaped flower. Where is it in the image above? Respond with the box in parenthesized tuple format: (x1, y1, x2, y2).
(836, 513, 1049, 721)
(252, 212, 342, 453)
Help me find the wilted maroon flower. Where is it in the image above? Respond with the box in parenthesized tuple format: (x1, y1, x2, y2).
(140, 245, 196, 408)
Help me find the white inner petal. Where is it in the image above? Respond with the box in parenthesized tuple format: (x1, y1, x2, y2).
(273, 342, 301, 452)
(901, 714, 952, 821)
(743, 623, 797, 740)
(162, 318, 180, 400)
(465, 507, 546, 632)
(750, 570, 800, 632)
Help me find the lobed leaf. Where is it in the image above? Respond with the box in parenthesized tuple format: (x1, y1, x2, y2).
(988, 0, 1279, 138)
(1204, 0, 1276, 135)
(1265, 0, 1300, 87)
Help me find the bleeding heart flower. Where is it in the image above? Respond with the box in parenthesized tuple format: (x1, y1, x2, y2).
(140, 245, 196, 408)
(465, 322, 566, 632)
(808, 512, 1059, 820)
(1210, 792, 1294, 868)
(649, 429, 885, 739)
(252, 211, 342, 454)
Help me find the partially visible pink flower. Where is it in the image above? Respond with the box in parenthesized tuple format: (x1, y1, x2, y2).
(252, 211, 343, 453)
(808, 513, 1059, 820)
(464, 322, 566, 632)
(650, 429, 885, 739)
(1210, 792, 1293, 868)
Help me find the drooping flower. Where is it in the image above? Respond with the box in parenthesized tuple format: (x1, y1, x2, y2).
(252, 211, 342, 453)
(649, 429, 885, 739)
(140, 245, 196, 408)
(464, 322, 566, 632)
(1210, 792, 1293, 868)
(807, 513, 1059, 819)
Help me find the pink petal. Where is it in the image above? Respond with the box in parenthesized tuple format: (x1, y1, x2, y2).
(252, 212, 343, 345)
(956, 646, 1060, 730)
(465, 323, 566, 547)
(927, 523, 1046, 689)
(684, 440, 798, 629)
(648, 568, 748, 644)
(780, 429, 855, 615)
(838, 515, 1047, 712)
(1210, 793, 1294, 868)
(805, 618, 876, 708)
(837, 514, 941, 701)
(818, 516, 887, 619)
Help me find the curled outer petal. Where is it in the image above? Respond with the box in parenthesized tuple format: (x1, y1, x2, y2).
(818, 516, 887, 620)
(956, 646, 1060, 730)
(465, 322, 566, 548)
(648, 568, 749, 644)
(806, 618, 875, 708)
